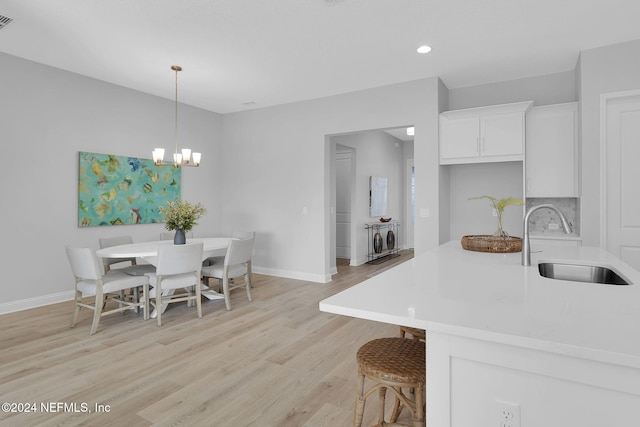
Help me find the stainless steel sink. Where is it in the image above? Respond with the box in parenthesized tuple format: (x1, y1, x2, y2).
(538, 262, 631, 285)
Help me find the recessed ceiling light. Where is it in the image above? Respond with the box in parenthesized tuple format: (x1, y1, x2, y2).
(417, 45, 432, 54)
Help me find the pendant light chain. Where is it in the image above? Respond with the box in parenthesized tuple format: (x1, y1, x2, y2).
(174, 66, 179, 158)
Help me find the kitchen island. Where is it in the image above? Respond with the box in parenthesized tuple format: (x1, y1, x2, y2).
(319, 241, 640, 426)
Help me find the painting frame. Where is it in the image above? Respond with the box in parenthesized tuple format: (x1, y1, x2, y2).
(77, 151, 181, 227)
(369, 176, 388, 217)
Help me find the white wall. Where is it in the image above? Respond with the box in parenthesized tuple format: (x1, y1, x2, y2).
(0, 53, 224, 313)
(577, 39, 640, 246)
(448, 70, 576, 110)
(221, 78, 443, 282)
(332, 130, 406, 265)
(448, 162, 524, 240)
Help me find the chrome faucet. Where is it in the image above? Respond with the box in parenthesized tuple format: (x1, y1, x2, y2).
(522, 204, 572, 266)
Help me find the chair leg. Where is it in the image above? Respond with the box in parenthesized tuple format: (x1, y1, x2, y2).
(354, 372, 366, 427)
(143, 283, 150, 320)
(223, 274, 232, 311)
(195, 277, 203, 319)
(186, 285, 194, 307)
(156, 280, 163, 327)
(245, 271, 253, 302)
(133, 286, 140, 313)
(89, 292, 104, 335)
(71, 290, 82, 328)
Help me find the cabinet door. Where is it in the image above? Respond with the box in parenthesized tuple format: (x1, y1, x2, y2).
(440, 116, 479, 160)
(525, 103, 578, 197)
(480, 112, 525, 157)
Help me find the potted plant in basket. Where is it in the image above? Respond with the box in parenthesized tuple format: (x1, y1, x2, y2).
(159, 200, 206, 244)
(462, 195, 524, 253)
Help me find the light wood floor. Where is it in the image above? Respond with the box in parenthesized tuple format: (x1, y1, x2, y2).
(0, 251, 416, 427)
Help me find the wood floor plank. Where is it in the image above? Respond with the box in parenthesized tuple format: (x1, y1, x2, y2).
(0, 250, 414, 426)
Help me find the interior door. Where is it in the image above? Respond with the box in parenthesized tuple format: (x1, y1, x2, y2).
(336, 150, 352, 259)
(604, 91, 640, 271)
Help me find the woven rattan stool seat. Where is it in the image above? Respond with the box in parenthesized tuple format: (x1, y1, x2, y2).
(357, 338, 425, 383)
(354, 337, 425, 427)
(399, 326, 426, 341)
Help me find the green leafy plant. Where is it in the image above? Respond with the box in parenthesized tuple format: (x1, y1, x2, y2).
(469, 195, 524, 238)
(159, 200, 206, 232)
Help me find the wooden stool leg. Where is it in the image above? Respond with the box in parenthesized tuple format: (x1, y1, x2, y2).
(389, 386, 403, 422)
(354, 372, 366, 427)
(413, 384, 425, 427)
(378, 386, 387, 424)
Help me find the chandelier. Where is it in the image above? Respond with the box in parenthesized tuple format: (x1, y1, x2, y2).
(152, 65, 201, 167)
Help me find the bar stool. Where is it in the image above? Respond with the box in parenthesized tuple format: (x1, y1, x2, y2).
(354, 337, 426, 427)
(399, 326, 426, 341)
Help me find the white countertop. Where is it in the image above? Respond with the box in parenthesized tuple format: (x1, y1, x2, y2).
(319, 241, 640, 368)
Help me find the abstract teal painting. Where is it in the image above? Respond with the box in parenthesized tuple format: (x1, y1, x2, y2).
(78, 151, 181, 227)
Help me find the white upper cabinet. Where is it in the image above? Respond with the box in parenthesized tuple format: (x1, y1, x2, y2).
(525, 102, 579, 197)
(439, 101, 533, 165)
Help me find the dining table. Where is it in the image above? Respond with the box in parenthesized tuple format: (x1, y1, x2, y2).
(96, 237, 235, 313)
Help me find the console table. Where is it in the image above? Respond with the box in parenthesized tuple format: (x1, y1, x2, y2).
(365, 220, 400, 264)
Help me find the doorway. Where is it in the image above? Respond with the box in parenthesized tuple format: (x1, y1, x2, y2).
(330, 127, 414, 271)
(601, 90, 640, 271)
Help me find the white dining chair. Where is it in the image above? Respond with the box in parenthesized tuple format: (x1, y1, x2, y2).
(144, 242, 204, 326)
(200, 237, 254, 311)
(98, 235, 155, 312)
(66, 246, 149, 335)
(98, 235, 155, 276)
(204, 231, 255, 267)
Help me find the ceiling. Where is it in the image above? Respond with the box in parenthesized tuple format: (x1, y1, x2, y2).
(1, 0, 640, 114)
(384, 127, 413, 142)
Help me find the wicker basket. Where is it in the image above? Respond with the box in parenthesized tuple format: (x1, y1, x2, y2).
(461, 235, 522, 253)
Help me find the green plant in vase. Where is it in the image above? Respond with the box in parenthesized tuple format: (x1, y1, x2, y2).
(469, 195, 524, 238)
(159, 200, 206, 244)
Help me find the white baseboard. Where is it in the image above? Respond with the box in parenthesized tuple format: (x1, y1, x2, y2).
(351, 256, 368, 266)
(252, 266, 331, 283)
(0, 291, 75, 315)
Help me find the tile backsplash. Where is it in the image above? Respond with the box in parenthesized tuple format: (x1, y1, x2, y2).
(525, 197, 580, 237)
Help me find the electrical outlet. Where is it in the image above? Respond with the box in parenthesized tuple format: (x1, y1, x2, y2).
(492, 208, 498, 217)
(494, 400, 520, 427)
(548, 223, 560, 230)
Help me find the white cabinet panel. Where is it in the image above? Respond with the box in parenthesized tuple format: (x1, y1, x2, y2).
(481, 112, 525, 157)
(525, 102, 578, 197)
(440, 101, 532, 165)
(440, 116, 479, 159)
